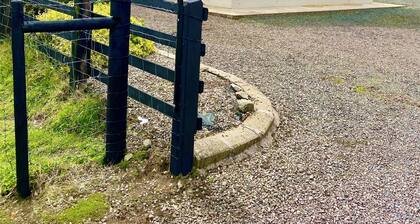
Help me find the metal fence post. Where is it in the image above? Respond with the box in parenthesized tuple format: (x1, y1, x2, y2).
(170, 0, 207, 176)
(104, 0, 130, 164)
(11, 0, 30, 198)
(0, 0, 11, 37)
(70, 0, 93, 89)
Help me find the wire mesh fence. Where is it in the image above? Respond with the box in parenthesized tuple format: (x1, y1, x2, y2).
(0, 0, 206, 195)
(0, 0, 110, 194)
(24, 0, 109, 139)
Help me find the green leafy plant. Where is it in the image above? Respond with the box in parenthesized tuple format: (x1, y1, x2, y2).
(36, 2, 155, 68)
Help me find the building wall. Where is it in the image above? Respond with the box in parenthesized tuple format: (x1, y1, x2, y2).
(204, 0, 373, 9)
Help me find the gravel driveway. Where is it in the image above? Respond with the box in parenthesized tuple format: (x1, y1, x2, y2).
(134, 6, 420, 223)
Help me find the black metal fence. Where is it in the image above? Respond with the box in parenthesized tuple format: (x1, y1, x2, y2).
(1, 0, 207, 197)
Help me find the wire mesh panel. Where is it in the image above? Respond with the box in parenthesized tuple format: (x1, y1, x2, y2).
(0, 0, 11, 37)
(22, 0, 110, 141)
(1, 0, 206, 197)
(1, 0, 113, 196)
(0, 38, 14, 195)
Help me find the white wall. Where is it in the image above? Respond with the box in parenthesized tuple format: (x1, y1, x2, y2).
(204, 0, 373, 9)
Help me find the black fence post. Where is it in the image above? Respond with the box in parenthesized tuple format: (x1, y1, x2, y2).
(170, 0, 207, 176)
(11, 0, 30, 198)
(70, 0, 93, 89)
(0, 0, 11, 37)
(104, 0, 130, 164)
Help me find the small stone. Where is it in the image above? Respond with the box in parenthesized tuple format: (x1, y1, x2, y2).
(199, 112, 216, 128)
(124, 153, 133, 161)
(230, 83, 242, 92)
(177, 180, 183, 189)
(237, 99, 254, 113)
(143, 139, 152, 149)
(235, 91, 249, 100)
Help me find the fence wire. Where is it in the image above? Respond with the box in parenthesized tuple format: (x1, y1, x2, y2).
(0, 0, 184, 187)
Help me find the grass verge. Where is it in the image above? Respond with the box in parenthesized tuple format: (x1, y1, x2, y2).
(244, 3, 420, 29)
(0, 39, 105, 195)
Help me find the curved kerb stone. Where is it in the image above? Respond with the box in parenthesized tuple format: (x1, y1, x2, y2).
(154, 49, 279, 169)
(195, 65, 280, 168)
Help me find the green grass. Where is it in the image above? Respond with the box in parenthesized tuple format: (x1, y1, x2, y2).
(118, 149, 150, 170)
(44, 193, 109, 223)
(244, 1, 420, 29)
(0, 40, 105, 195)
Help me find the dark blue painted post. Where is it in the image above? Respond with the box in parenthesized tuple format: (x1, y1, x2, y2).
(11, 0, 30, 198)
(70, 0, 93, 89)
(104, 0, 130, 164)
(170, 0, 207, 175)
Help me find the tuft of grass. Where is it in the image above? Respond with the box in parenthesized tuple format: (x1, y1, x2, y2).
(45, 193, 109, 224)
(133, 150, 150, 161)
(0, 40, 105, 194)
(325, 76, 346, 85)
(118, 150, 150, 170)
(333, 77, 345, 85)
(50, 96, 106, 136)
(353, 85, 367, 94)
(244, 6, 420, 29)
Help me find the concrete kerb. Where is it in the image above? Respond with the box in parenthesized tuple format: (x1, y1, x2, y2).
(155, 49, 280, 168)
(195, 65, 280, 168)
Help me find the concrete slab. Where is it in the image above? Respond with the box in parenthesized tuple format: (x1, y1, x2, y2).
(206, 2, 404, 17)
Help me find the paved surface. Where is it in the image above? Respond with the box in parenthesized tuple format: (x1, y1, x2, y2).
(135, 7, 420, 223)
(206, 3, 403, 17)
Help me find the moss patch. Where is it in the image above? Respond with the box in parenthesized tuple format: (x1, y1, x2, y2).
(0, 210, 13, 224)
(118, 150, 150, 170)
(45, 193, 109, 223)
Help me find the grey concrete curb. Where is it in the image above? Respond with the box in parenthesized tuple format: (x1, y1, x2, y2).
(154, 49, 279, 168)
(195, 65, 280, 168)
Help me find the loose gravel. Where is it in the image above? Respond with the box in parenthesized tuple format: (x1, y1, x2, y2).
(133, 6, 420, 224)
(125, 51, 241, 156)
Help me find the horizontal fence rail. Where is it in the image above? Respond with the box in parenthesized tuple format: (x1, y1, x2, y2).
(130, 24, 176, 48)
(35, 40, 176, 118)
(40, 27, 176, 82)
(36, 0, 76, 16)
(23, 17, 115, 32)
(36, 0, 177, 48)
(131, 0, 178, 13)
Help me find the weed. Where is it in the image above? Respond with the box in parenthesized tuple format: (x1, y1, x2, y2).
(133, 150, 150, 161)
(353, 85, 367, 94)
